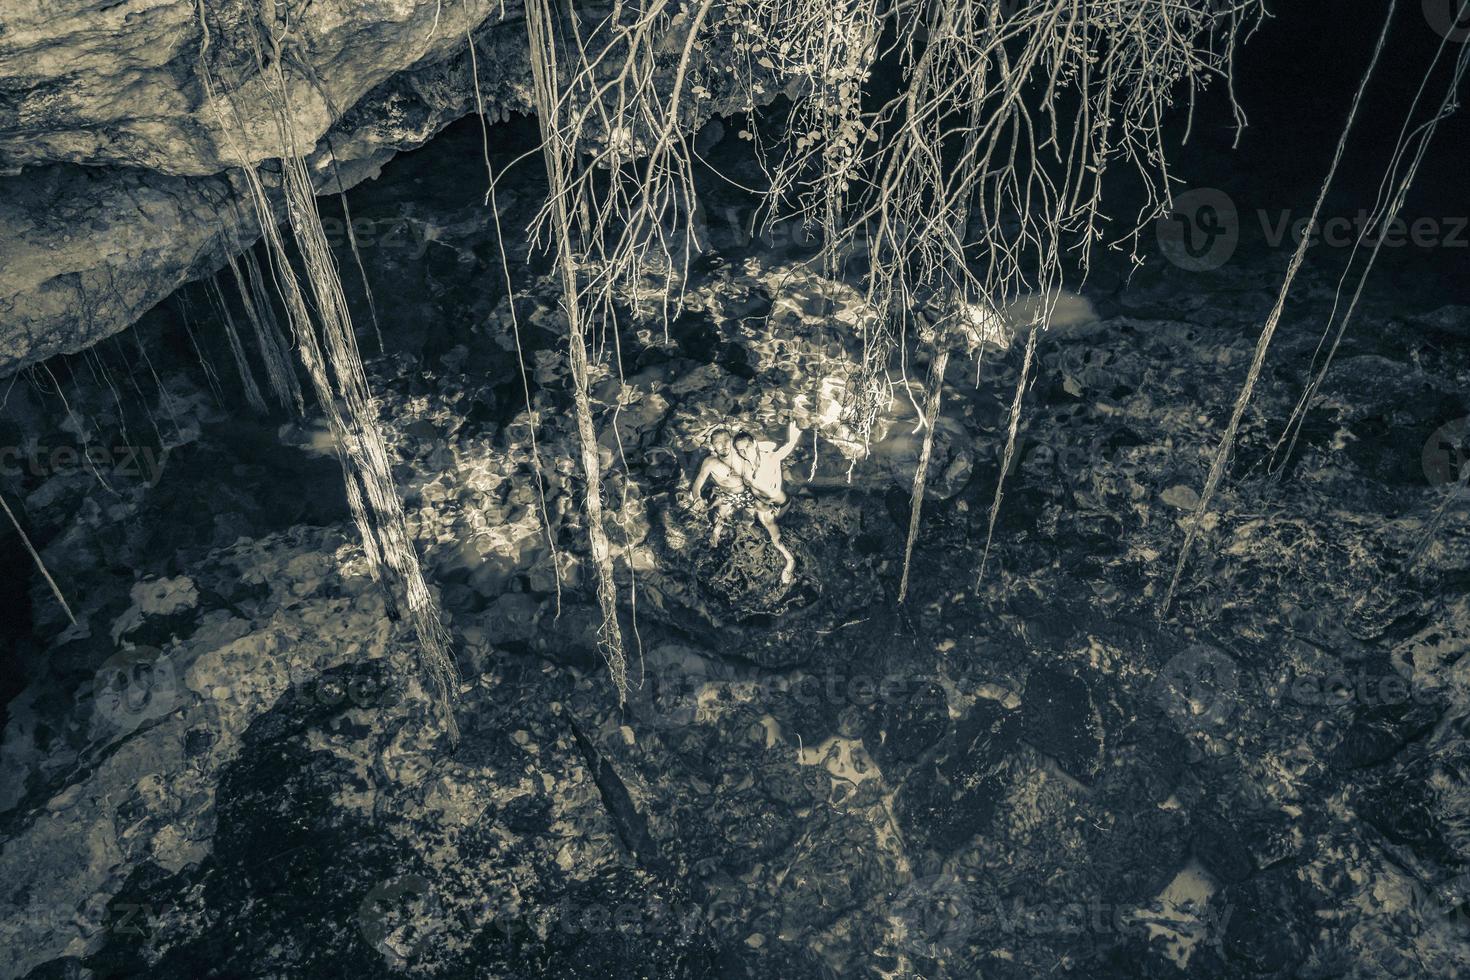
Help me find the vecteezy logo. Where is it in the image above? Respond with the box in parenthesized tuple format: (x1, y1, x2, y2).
(630, 655, 713, 732)
(1154, 644, 1240, 735)
(888, 873, 976, 960)
(1422, 416, 1470, 487)
(1156, 188, 1240, 272)
(93, 647, 182, 732)
(358, 874, 445, 967)
(1424, 0, 1470, 42)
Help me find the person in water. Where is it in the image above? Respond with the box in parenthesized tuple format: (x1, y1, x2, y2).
(689, 419, 800, 583)
(688, 427, 749, 548)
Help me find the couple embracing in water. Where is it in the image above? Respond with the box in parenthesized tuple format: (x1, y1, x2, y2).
(685, 418, 801, 584)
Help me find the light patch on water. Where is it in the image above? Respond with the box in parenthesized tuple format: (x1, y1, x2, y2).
(1006, 291, 1099, 334)
(797, 735, 880, 786)
(1131, 859, 1223, 968)
(110, 575, 200, 641)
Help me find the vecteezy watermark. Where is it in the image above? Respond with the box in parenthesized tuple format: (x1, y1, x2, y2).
(4, 898, 167, 943)
(1423, 416, 1470, 487)
(1256, 210, 1470, 251)
(1, 444, 163, 484)
(631, 664, 958, 733)
(358, 874, 446, 967)
(316, 215, 438, 259)
(1156, 188, 1468, 271)
(1154, 644, 1241, 735)
(357, 875, 731, 967)
(93, 648, 405, 738)
(889, 874, 977, 959)
(1154, 643, 1440, 737)
(1418, 871, 1470, 928)
(1156, 188, 1241, 272)
(1279, 668, 1440, 708)
(887, 874, 1234, 959)
(1424, 0, 1470, 42)
(93, 647, 186, 733)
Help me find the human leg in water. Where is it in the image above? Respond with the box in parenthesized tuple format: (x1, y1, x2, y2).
(710, 498, 735, 547)
(755, 504, 796, 585)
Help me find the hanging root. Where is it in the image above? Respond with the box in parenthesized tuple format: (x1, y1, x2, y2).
(194, 0, 459, 737)
(172, 0, 1261, 686)
(39, 361, 119, 496)
(898, 347, 949, 603)
(1160, 0, 1395, 618)
(765, 0, 1264, 453)
(207, 275, 269, 413)
(496, 0, 1255, 616)
(978, 322, 1038, 585)
(469, 29, 565, 620)
(525, 0, 628, 703)
(1, 492, 77, 626)
(1268, 17, 1469, 478)
(174, 293, 226, 406)
(229, 248, 304, 413)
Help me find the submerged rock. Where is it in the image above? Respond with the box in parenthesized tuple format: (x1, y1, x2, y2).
(1021, 665, 1105, 784)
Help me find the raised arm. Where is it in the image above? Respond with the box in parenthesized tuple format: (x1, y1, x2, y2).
(773, 417, 801, 460)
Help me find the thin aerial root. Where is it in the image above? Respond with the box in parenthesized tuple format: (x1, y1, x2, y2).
(526, 0, 628, 703)
(132, 332, 182, 436)
(1268, 24, 1467, 478)
(1, 492, 77, 626)
(175, 294, 226, 406)
(208, 277, 269, 413)
(978, 325, 1037, 586)
(40, 361, 118, 496)
(235, 250, 304, 413)
(194, 0, 459, 738)
(111, 335, 165, 448)
(1161, 0, 1394, 617)
(898, 347, 949, 603)
(470, 28, 564, 618)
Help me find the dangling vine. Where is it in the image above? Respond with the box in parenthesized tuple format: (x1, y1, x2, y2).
(502, 0, 1259, 645)
(194, 0, 459, 736)
(524, 0, 632, 704)
(167, 0, 1265, 713)
(1161, 0, 1398, 617)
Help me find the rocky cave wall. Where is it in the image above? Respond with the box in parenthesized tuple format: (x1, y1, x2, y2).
(0, 0, 764, 376)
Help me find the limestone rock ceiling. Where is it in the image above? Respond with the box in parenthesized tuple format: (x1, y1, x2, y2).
(0, 0, 759, 375)
(0, 0, 518, 175)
